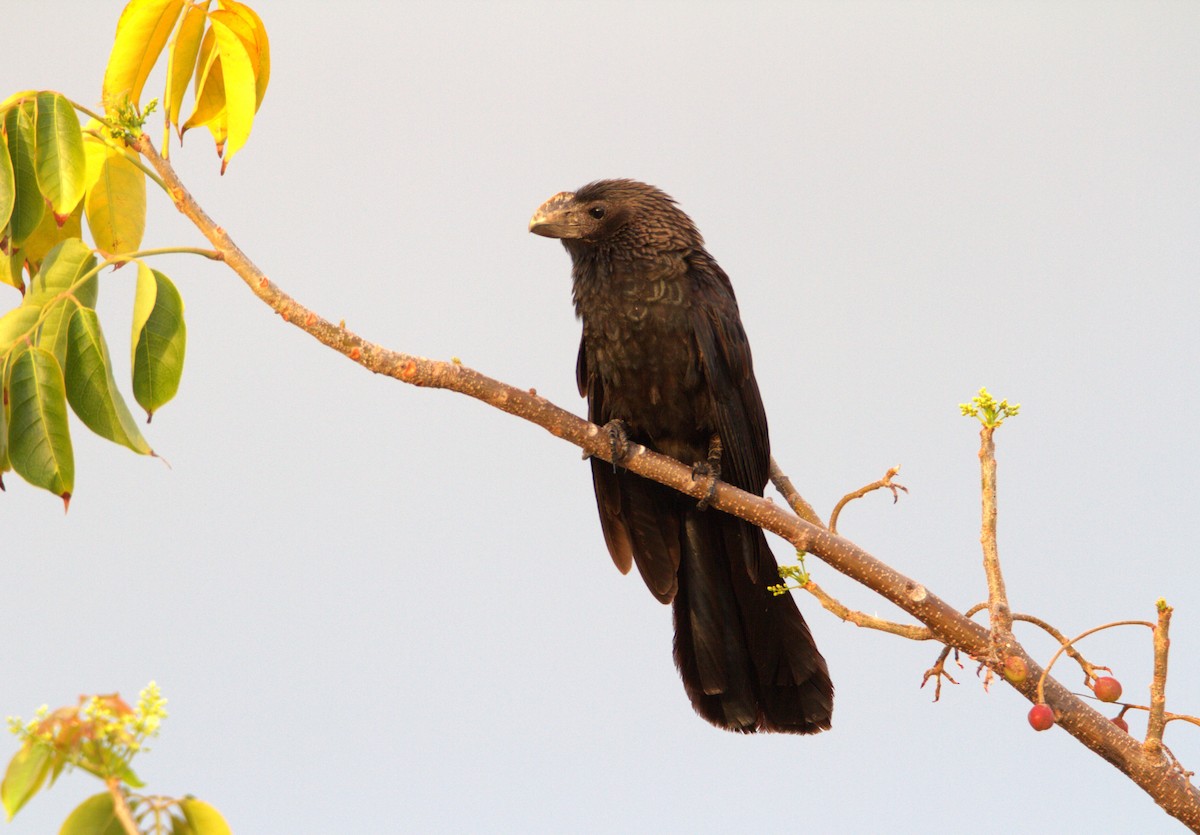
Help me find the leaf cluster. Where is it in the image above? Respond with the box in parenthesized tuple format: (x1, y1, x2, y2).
(0, 239, 186, 503)
(0, 0, 269, 503)
(2, 684, 231, 835)
(1, 90, 149, 294)
(103, 0, 271, 172)
(959, 386, 1020, 428)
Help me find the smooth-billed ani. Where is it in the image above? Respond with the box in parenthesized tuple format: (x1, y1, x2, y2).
(529, 179, 833, 734)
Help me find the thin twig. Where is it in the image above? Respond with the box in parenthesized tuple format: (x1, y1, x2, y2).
(961, 603, 1109, 685)
(768, 456, 825, 528)
(1035, 620, 1155, 705)
(1111, 703, 1200, 732)
(769, 459, 928, 639)
(829, 466, 907, 535)
(804, 579, 932, 640)
(964, 603, 1111, 683)
(1011, 613, 1109, 683)
(105, 778, 139, 835)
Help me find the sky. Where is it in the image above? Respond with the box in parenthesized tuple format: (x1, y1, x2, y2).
(2, 1, 1198, 832)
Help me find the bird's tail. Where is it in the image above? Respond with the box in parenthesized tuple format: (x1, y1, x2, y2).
(672, 506, 833, 734)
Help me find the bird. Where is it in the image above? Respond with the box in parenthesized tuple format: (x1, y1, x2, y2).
(528, 179, 833, 733)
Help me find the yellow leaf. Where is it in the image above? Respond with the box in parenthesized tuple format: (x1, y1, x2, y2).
(208, 15, 256, 171)
(211, 9, 257, 69)
(0, 90, 39, 114)
(81, 122, 111, 193)
(181, 25, 223, 136)
(102, 0, 186, 111)
(85, 147, 146, 256)
(20, 201, 82, 273)
(207, 110, 229, 160)
(163, 1, 210, 150)
(217, 0, 269, 108)
(0, 248, 23, 295)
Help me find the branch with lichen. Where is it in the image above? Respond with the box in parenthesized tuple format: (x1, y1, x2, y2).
(126, 133, 1200, 830)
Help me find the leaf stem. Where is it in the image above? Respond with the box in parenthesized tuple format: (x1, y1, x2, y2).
(105, 778, 139, 835)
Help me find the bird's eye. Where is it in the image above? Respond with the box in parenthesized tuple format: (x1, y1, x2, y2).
(588, 206, 606, 219)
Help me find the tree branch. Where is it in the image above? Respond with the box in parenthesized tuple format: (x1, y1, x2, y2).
(978, 425, 1012, 640)
(1147, 601, 1174, 754)
(131, 133, 1200, 832)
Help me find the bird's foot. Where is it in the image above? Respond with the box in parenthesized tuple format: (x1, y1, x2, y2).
(693, 435, 723, 510)
(603, 420, 631, 472)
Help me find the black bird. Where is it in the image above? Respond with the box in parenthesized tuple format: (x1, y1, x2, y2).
(529, 180, 833, 733)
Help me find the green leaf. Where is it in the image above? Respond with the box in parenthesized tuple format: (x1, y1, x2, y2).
(58, 792, 126, 835)
(24, 239, 98, 370)
(170, 812, 197, 835)
(66, 307, 152, 454)
(7, 345, 74, 504)
(130, 259, 157, 351)
(113, 759, 144, 789)
(179, 798, 233, 835)
(37, 297, 79, 373)
(34, 92, 87, 220)
(0, 129, 14, 232)
(1, 743, 52, 820)
(24, 238, 97, 308)
(132, 265, 186, 420)
(46, 752, 67, 790)
(85, 146, 146, 255)
(4, 102, 44, 246)
(1, 352, 11, 483)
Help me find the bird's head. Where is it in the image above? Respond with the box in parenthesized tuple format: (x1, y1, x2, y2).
(528, 179, 699, 252)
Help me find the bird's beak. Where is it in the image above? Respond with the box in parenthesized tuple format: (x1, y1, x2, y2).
(528, 191, 579, 238)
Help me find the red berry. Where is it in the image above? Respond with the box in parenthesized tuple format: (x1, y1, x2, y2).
(1111, 716, 1129, 733)
(1028, 703, 1055, 731)
(1093, 676, 1123, 703)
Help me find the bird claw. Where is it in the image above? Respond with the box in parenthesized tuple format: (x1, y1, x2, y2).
(603, 420, 631, 472)
(692, 461, 720, 510)
(693, 434, 723, 510)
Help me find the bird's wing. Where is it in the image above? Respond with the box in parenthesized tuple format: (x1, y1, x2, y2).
(686, 252, 770, 494)
(579, 335, 680, 601)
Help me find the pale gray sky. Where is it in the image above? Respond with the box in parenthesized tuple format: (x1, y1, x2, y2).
(3, 1, 1198, 832)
